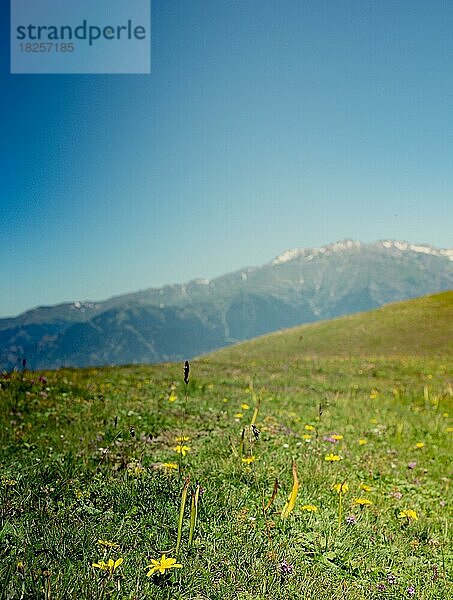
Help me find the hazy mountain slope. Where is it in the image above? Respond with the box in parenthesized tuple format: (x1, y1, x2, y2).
(208, 291, 453, 362)
(1, 240, 452, 370)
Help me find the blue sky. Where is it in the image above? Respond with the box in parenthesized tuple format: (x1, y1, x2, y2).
(1, 0, 453, 317)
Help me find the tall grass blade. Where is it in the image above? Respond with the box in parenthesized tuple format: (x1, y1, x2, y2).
(263, 478, 279, 512)
(281, 461, 299, 519)
(176, 476, 190, 556)
(188, 484, 200, 547)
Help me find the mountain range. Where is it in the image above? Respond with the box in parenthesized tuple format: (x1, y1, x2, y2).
(2, 239, 452, 370)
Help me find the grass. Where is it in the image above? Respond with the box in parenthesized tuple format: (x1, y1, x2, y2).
(210, 291, 453, 361)
(1, 293, 452, 599)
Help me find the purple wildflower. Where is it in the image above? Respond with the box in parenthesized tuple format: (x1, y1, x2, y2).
(346, 515, 357, 525)
(407, 585, 415, 596)
(377, 583, 386, 592)
(324, 436, 338, 444)
(280, 560, 293, 576)
(407, 461, 417, 470)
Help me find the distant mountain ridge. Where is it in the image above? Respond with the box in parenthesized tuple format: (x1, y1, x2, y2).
(2, 239, 452, 370)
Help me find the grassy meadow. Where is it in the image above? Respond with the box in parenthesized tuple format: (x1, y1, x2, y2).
(1, 293, 452, 599)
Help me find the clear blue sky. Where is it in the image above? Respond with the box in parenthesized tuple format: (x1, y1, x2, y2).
(1, 0, 452, 318)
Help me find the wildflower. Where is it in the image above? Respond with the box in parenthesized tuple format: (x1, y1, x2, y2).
(324, 436, 338, 444)
(168, 391, 177, 402)
(392, 491, 403, 500)
(234, 413, 244, 419)
(162, 462, 178, 470)
(127, 463, 146, 477)
(302, 434, 311, 441)
(370, 390, 379, 399)
(175, 436, 190, 442)
(280, 560, 294, 575)
(331, 434, 343, 441)
(173, 445, 190, 457)
(414, 442, 425, 449)
(345, 515, 357, 525)
(304, 425, 315, 431)
(241, 403, 250, 410)
(92, 558, 123, 574)
(387, 573, 397, 584)
(447, 427, 453, 433)
(146, 554, 182, 577)
(97, 540, 119, 548)
(325, 453, 342, 462)
(377, 583, 386, 592)
(353, 497, 373, 506)
(301, 504, 318, 512)
(360, 483, 373, 492)
(407, 585, 415, 596)
(358, 439, 367, 445)
(1, 478, 17, 487)
(398, 509, 418, 521)
(407, 461, 417, 469)
(332, 482, 349, 494)
(242, 456, 256, 464)
(16, 561, 25, 573)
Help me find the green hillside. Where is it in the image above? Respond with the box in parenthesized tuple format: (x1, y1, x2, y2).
(209, 291, 453, 362)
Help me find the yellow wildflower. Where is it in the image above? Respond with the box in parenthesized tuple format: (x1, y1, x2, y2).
(302, 434, 311, 441)
(92, 557, 123, 574)
(370, 390, 379, 399)
(242, 456, 256, 464)
(325, 453, 342, 462)
(241, 403, 250, 410)
(173, 445, 190, 457)
(304, 425, 315, 431)
(234, 413, 244, 419)
(360, 483, 373, 492)
(168, 391, 177, 403)
(332, 482, 349, 494)
(414, 442, 425, 449)
(175, 436, 190, 442)
(1, 478, 17, 487)
(127, 464, 145, 477)
(97, 540, 120, 548)
(301, 504, 318, 512)
(331, 434, 343, 441)
(353, 497, 373, 506)
(162, 462, 178, 470)
(358, 439, 368, 445)
(145, 554, 182, 577)
(398, 509, 418, 521)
